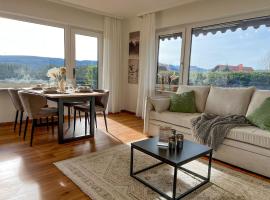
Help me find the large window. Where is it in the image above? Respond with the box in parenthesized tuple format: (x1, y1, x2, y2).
(156, 33, 183, 92)
(0, 17, 64, 87)
(189, 16, 270, 89)
(75, 33, 98, 89)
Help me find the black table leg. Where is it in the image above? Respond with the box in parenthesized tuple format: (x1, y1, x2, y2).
(173, 166, 178, 199)
(89, 96, 95, 136)
(58, 99, 64, 144)
(68, 106, 71, 128)
(208, 150, 213, 181)
(130, 146, 134, 176)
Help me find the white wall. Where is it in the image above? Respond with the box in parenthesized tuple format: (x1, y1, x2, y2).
(156, 0, 270, 29)
(122, 0, 270, 112)
(122, 17, 142, 112)
(0, 0, 104, 123)
(0, 0, 104, 31)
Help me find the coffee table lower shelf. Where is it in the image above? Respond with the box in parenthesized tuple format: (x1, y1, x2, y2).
(130, 146, 212, 200)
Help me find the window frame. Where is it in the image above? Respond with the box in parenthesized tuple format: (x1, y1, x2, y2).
(184, 10, 270, 85)
(70, 27, 103, 89)
(155, 27, 186, 91)
(0, 13, 67, 87)
(0, 12, 103, 88)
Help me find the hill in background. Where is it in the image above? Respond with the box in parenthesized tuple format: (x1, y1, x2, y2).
(0, 55, 97, 68)
(158, 63, 207, 72)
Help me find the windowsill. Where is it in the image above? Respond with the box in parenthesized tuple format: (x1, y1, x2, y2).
(155, 89, 176, 94)
(155, 84, 178, 94)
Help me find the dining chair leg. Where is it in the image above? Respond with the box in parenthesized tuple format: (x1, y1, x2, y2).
(79, 111, 82, 122)
(19, 111, 24, 136)
(68, 106, 71, 128)
(103, 111, 108, 132)
(30, 119, 36, 147)
(51, 116, 54, 135)
(14, 110, 19, 132)
(85, 112, 88, 136)
(46, 117, 49, 130)
(23, 117, 29, 140)
(73, 109, 76, 133)
(94, 112, 97, 128)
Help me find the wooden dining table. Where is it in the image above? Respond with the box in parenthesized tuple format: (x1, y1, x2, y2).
(27, 90, 104, 144)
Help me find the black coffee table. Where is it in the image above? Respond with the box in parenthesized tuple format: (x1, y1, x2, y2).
(130, 137, 213, 200)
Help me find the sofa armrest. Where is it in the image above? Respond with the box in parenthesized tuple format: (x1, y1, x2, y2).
(143, 96, 154, 134)
(143, 96, 170, 134)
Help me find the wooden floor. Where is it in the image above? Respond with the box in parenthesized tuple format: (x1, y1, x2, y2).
(0, 112, 268, 200)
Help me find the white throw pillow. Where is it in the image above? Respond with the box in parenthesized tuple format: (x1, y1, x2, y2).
(246, 90, 270, 116)
(177, 85, 210, 112)
(204, 86, 255, 116)
(150, 97, 170, 113)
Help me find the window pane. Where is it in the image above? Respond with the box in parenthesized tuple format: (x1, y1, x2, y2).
(156, 34, 182, 92)
(189, 18, 270, 89)
(0, 17, 64, 88)
(75, 34, 98, 89)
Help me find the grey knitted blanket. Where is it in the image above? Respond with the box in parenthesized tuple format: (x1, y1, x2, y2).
(191, 113, 251, 150)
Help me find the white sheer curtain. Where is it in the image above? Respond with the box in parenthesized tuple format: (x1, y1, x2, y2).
(102, 17, 122, 113)
(136, 13, 156, 118)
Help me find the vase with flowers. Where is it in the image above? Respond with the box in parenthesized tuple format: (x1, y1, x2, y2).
(169, 72, 179, 92)
(157, 72, 166, 91)
(47, 67, 67, 93)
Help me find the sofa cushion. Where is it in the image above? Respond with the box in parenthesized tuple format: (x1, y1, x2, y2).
(246, 90, 270, 116)
(177, 85, 210, 112)
(150, 97, 170, 113)
(149, 111, 201, 129)
(247, 97, 270, 131)
(169, 91, 196, 113)
(204, 87, 254, 116)
(226, 126, 270, 149)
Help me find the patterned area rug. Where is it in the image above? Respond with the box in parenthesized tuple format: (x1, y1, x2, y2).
(55, 144, 270, 200)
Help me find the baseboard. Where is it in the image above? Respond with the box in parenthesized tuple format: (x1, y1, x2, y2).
(0, 121, 14, 127)
(120, 110, 136, 115)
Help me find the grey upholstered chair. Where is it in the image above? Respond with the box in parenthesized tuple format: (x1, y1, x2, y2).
(18, 91, 58, 146)
(73, 90, 109, 133)
(8, 89, 24, 135)
(64, 102, 84, 128)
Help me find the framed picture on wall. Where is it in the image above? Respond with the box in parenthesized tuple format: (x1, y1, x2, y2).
(128, 31, 140, 84)
(128, 59, 139, 84)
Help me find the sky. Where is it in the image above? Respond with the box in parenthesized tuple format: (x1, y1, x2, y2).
(0, 17, 98, 61)
(75, 34, 97, 61)
(159, 36, 182, 67)
(159, 25, 270, 70)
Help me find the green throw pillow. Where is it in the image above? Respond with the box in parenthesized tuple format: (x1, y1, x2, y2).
(247, 97, 270, 131)
(169, 91, 196, 113)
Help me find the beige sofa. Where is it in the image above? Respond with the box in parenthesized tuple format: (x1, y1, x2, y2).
(144, 85, 270, 177)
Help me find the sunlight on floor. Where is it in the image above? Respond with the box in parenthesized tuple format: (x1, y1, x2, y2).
(0, 156, 41, 199)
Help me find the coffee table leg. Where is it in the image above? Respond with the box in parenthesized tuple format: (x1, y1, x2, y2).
(172, 166, 178, 199)
(130, 146, 134, 176)
(208, 150, 213, 181)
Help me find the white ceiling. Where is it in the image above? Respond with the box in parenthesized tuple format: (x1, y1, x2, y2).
(48, 0, 201, 18)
